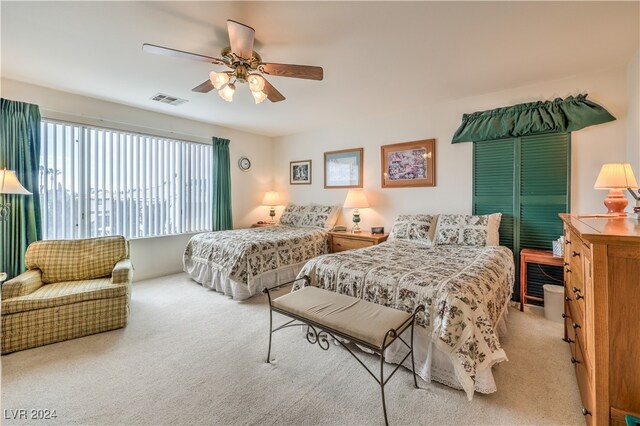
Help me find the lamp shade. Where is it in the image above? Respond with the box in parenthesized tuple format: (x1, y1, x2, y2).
(0, 170, 31, 195)
(344, 189, 369, 209)
(262, 191, 281, 206)
(594, 163, 639, 189)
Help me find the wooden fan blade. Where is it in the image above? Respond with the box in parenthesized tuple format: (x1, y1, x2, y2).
(143, 43, 224, 65)
(227, 20, 255, 60)
(262, 78, 285, 103)
(192, 79, 214, 93)
(259, 63, 323, 81)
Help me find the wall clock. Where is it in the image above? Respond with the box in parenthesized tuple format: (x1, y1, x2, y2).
(238, 157, 251, 171)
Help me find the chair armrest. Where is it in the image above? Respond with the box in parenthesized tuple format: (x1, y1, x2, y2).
(2, 270, 43, 300)
(111, 259, 133, 285)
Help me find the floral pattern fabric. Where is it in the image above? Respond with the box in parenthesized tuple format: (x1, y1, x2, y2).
(435, 214, 500, 246)
(279, 204, 307, 226)
(295, 240, 514, 398)
(184, 225, 328, 286)
(299, 204, 340, 229)
(388, 214, 437, 245)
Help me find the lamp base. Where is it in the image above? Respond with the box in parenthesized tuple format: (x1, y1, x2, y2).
(603, 189, 628, 215)
(351, 209, 361, 233)
(269, 207, 276, 224)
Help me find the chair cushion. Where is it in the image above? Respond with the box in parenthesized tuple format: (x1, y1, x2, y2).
(25, 236, 127, 283)
(1, 278, 127, 315)
(272, 286, 412, 348)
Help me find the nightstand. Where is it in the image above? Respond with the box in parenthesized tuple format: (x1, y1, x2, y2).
(328, 231, 388, 253)
(251, 222, 274, 228)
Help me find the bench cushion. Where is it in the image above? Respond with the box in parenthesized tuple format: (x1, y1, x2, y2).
(272, 286, 412, 348)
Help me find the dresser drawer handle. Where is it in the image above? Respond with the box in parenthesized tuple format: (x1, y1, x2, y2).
(572, 322, 581, 329)
(575, 293, 584, 300)
(581, 407, 591, 416)
(571, 356, 580, 364)
(561, 313, 568, 319)
(565, 240, 571, 245)
(562, 337, 574, 344)
(572, 251, 580, 257)
(565, 268, 571, 273)
(565, 296, 572, 302)
(572, 287, 580, 294)
(563, 262, 569, 266)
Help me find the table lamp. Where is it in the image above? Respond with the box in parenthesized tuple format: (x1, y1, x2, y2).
(262, 191, 281, 224)
(344, 189, 369, 233)
(593, 163, 638, 215)
(0, 169, 32, 221)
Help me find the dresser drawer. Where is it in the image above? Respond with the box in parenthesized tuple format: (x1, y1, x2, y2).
(566, 230, 584, 294)
(574, 335, 595, 424)
(331, 236, 374, 252)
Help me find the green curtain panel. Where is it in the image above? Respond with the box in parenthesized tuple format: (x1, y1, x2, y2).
(211, 136, 233, 231)
(1, 98, 42, 279)
(452, 94, 615, 143)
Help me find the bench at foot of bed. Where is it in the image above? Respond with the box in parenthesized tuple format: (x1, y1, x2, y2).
(263, 277, 425, 426)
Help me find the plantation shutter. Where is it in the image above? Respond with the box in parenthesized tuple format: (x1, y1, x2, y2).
(473, 138, 516, 254)
(473, 133, 570, 301)
(519, 133, 570, 249)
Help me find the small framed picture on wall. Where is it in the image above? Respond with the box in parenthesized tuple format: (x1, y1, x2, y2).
(324, 148, 364, 189)
(381, 139, 435, 188)
(290, 160, 312, 185)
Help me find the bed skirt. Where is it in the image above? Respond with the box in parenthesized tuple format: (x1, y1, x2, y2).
(184, 259, 305, 300)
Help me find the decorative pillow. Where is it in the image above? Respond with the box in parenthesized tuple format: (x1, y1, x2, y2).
(278, 204, 307, 226)
(435, 213, 501, 246)
(299, 204, 341, 229)
(388, 214, 437, 246)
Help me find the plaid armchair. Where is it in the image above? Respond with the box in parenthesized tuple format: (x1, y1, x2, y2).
(1, 236, 133, 354)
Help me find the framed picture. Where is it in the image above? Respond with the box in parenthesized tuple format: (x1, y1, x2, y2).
(381, 139, 435, 188)
(324, 148, 364, 189)
(290, 160, 312, 185)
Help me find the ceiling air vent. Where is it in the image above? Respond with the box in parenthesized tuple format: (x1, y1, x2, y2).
(150, 93, 188, 106)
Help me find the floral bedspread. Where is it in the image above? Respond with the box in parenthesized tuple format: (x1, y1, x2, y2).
(295, 240, 514, 398)
(183, 225, 328, 286)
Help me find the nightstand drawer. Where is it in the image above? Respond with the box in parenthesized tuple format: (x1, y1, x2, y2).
(331, 236, 374, 252)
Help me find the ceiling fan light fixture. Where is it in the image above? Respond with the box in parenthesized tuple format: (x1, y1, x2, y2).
(210, 71, 230, 90)
(247, 74, 265, 93)
(252, 90, 268, 104)
(218, 83, 236, 102)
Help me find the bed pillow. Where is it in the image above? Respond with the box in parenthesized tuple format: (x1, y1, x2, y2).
(435, 213, 501, 246)
(299, 204, 341, 229)
(388, 214, 438, 246)
(278, 204, 307, 226)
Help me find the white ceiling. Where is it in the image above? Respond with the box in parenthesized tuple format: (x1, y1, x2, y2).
(1, 1, 638, 137)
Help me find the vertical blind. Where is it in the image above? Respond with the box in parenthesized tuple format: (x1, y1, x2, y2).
(39, 119, 212, 240)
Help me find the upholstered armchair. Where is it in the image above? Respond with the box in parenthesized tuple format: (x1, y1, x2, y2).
(1, 236, 133, 354)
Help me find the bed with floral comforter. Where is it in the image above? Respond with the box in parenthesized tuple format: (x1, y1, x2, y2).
(184, 225, 328, 299)
(295, 240, 514, 399)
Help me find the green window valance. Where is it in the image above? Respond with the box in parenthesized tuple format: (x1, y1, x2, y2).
(452, 94, 615, 143)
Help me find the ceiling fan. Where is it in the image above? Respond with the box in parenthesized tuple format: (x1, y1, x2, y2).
(143, 20, 323, 104)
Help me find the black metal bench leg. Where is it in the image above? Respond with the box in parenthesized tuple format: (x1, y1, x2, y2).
(380, 349, 389, 426)
(266, 293, 274, 363)
(410, 318, 418, 389)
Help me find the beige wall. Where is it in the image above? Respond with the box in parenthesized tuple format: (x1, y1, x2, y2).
(273, 66, 630, 232)
(1, 78, 274, 281)
(628, 50, 640, 175)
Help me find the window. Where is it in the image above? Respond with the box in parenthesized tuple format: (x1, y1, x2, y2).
(39, 119, 212, 240)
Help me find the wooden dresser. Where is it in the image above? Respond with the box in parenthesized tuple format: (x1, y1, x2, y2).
(560, 214, 640, 425)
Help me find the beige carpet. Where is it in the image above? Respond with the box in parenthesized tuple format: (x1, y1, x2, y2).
(2, 273, 583, 425)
